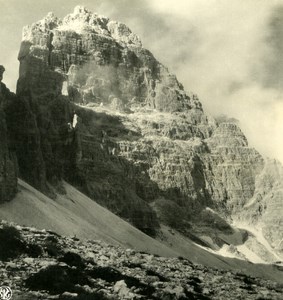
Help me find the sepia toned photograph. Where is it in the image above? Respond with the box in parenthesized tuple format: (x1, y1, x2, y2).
(0, 1, 282, 299)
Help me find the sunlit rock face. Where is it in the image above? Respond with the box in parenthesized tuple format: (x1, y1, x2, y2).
(0, 66, 17, 202)
(204, 123, 265, 213)
(18, 6, 202, 112)
(13, 6, 283, 249)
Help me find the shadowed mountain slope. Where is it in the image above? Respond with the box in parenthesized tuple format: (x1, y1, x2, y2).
(0, 179, 282, 284)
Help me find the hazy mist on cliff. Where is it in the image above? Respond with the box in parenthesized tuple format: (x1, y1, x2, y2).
(0, 0, 282, 163)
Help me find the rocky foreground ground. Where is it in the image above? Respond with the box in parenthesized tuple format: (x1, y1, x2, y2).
(0, 221, 282, 300)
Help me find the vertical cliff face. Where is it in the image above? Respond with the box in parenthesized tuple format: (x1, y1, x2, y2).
(0, 66, 18, 202)
(11, 6, 283, 251)
(204, 123, 265, 213)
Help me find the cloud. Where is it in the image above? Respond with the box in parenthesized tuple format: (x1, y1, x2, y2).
(141, 0, 283, 163)
(254, 5, 283, 91)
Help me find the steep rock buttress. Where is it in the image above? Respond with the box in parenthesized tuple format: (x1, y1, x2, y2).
(0, 66, 17, 202)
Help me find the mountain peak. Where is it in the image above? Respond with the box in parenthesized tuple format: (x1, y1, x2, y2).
(22, 6, 142, 48)
(19, 6, 203, 112)
(73, 5, 90, 15)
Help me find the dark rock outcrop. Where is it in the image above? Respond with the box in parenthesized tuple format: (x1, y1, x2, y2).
(1, 221, 282, 300)
(0, 66, 17, 202)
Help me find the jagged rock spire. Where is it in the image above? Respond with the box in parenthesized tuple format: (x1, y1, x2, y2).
(0, 65, 5, 82)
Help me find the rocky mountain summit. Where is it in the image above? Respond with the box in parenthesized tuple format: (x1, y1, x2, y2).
(1, 221, 282, 300)
(20, 5, 201, 112)
(0, 4, 282, 278)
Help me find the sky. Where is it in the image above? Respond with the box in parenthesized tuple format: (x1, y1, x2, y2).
(0, 0, 283, 163)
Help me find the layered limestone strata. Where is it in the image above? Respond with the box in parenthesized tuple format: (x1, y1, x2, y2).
(204, 123, 264, 213)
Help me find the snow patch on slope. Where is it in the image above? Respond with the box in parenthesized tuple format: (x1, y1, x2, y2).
(233, 222, 282, 262)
